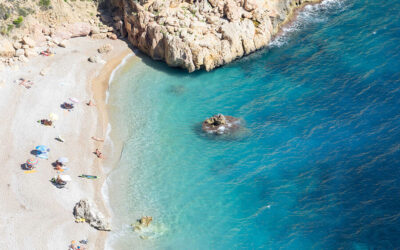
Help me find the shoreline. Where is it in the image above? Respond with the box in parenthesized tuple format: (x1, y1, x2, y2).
(91, 48, 133, 249)
(269, 0, 324, 46)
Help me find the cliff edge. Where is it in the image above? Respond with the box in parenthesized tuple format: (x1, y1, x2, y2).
(111, 0, 320, 72)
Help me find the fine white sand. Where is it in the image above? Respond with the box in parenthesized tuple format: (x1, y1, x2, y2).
(0, 37, 132, 249)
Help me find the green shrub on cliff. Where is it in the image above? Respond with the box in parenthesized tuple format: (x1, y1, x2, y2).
(13, 16, 23, 28)
(0, 4, 10, 20)
(39, 0, 51, 9)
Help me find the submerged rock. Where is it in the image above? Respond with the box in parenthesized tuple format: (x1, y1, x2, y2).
(132, 216, 153, 232)
(73, 199, 111, 231)
(202, 114, 241, 135)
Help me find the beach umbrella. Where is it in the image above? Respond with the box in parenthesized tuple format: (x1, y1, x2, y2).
(59, 175, 72, 182)
(49, 113, 59, 121)
(69, 97, 79, 103)
(37, 153, 48, 159)
(26, 158, 38, 166)
(57, 157, 69, 163)
(35, 145, 49, 153)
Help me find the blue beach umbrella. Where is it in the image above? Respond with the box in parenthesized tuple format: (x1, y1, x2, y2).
(37, 153, 49, 159)
(35, 145, 50, 153)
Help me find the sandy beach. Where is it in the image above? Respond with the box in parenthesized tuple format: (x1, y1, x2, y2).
(0, 36, 132, 249)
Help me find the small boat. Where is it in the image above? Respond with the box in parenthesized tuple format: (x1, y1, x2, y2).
(79, 174, 98, 179)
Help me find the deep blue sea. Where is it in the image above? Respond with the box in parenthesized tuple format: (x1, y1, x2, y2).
(105, 0, 400, 249)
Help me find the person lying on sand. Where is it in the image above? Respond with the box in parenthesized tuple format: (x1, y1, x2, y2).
(18, 78, 34, 89)
(86, 100, 95, 106)
(95, 148, 105, 159)
(91, 136, 104, 142)
(55, 161, 63, 171)
(40, 48, 53, 56)
(62, 102, 74, 110)
(37, 119, 53, 126)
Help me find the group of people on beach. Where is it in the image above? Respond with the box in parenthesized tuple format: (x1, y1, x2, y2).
(18, 78, 34, 89)
(16, 45, 111, 248)
(69, 239, 87, 250)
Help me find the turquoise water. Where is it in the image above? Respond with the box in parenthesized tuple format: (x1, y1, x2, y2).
(106, 0, 400, 249)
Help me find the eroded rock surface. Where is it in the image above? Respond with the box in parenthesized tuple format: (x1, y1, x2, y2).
(73, 199, 111, 231)
(111, 0, 320, 72)
(202, 114, 241, 134)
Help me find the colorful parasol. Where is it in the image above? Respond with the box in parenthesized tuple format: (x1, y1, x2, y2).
(26, 158, 38, 166)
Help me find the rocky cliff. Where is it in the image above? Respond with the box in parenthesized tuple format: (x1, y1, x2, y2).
(0, 0, 118, 67)
(110, 0, 320, 72)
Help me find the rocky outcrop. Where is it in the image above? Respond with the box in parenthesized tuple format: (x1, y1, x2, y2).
(0, 39, 15, 57)
(111, 0, 321, 72)
(202, 114, 241, 134)
(98, 43, 113, 54)
(73, 199, 111, 231)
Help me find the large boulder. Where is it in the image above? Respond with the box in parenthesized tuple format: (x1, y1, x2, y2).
(73, 199, 111, 231)
(22, 36, 36, 48)
(67, 22, 91, 38)
(224, 0, 241, 22)
(244, 0, 263, 11)
(0, 39, 15, 58)
(202, 114, 241, 135)
(98, 44, 113, 54)
(25, 48, 37, 58)
(15, 49, 25, 57)
(51, 27, 72, 40)
(88, 55, 104, 63)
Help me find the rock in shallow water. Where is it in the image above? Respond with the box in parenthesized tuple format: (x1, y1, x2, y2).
(202, 114, 241, 135)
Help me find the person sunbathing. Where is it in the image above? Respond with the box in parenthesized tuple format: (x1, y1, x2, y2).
(38, 119, 53, 126)
(55, 162, 63, 170)
(86, 100, 95, 106)
(95, 148, 105, 159)
(55, 176, 66, 185)
(62, 102, 74, 110)
(40, 48, 52, 56)
(18, 78, 34, 89)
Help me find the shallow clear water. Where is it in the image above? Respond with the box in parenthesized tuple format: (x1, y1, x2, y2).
(106, 0, 400, 249)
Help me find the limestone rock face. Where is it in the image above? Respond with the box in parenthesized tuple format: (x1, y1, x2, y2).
(224, 0, 241, 22)
(73, 199, 111, 231)
(0, 39, 15, 57)
(111, 0, 321, 72)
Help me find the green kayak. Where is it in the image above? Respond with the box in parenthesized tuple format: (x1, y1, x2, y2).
(79, 174, 98, 179)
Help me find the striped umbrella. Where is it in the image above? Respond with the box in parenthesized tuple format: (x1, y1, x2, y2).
(26, 158, 38, 166)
